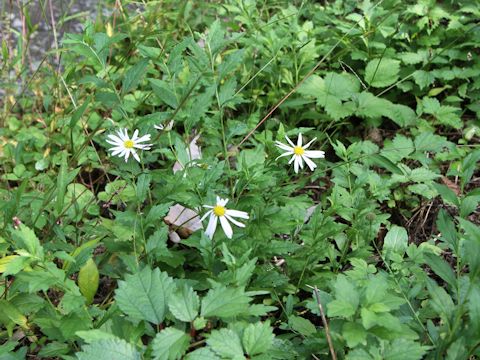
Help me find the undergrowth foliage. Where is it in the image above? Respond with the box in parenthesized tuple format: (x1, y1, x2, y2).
(1, 0, 480, 359)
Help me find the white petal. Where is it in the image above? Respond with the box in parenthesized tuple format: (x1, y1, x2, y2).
(219, 216, 233, 239)
(154, 124, 164, 130)
(303, 137, 317, 149)
(225, 214, 245, 228)
(203, 205, 214, 209)
(118, 129, 128, 141)
(288, 155, 296, 164)
(110, 147, 125, 156)
(304, 150, 325, 158)
(298, 155, 304, 169)
(124, 149, 131, 162)
(136, 134, 151, 143)
(275, 151, 294, 161)
(205, 214, 218, 239)
(216, 196, 221, 204)
(132, 129, 139, 141)
(132, 149, 140, 162)
(134, 143, 152, 150)
(302, 155, 317, 171)
(107, 134, 123, 143)
(285, 135, 295, 147)
(200, 210, 213, 222)
(294, 156, 299, 173)
(297, 133, 302, 147)
(225, 209, 249, 219)
(219, 198, 229, 207)
(275, 141, 293, 151)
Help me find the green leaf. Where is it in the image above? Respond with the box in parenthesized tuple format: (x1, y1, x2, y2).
(383, 225, 408, 256)
(115, 266, 175, 324)
(76, 338, 141, 360)
(424, 253, 456, 289)
(369, 154, 403, 175)
(152, 327, 191, 360)
(168, 285, 199, 322)
(10, 224, 43, 260)
(122, 58, 149, 94)
(200, 286, 250, 318)
(342, 322, 367, 348)
(365, 58, 400, 87)
(0, 300, 28, 328)
(432, 183, 459, 207)
(426, 278, 454, 320)
(78, 258, 99, 305)
(288, 316, 316, 336)
(207, 329, 245, 359)
(185, 348, 220, 360)
(381, 134, 414, 163)
(242, 321, 274, 356)
(149, 79, 178, 108)
(383, 339, 429, 360)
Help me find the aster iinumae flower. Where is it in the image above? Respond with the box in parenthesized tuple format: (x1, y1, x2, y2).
(106, 128, 152, 162)
(275, 133, 325, 173)
(200, 196, 249, 239)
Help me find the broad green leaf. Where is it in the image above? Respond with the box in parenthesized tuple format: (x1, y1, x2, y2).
(383, 226, 408, 256)
(149, 79, 178, 108)
(185, 348, 220, 360)
(115, 266, 175, 324)
(381, 134, 414, 163)
(207, 329, 245, 359)
(468, 284, 480, 333)
(78, 258, 99, 305)
(122, 58, 149, 94)
(288, 316, 316, 337)
(200, 286, 250, 318)
(432, 183, 459, 207)
(0, 300, 28, 328)
(426, 278, 454, 320)
(369, 154, 403, 175)
(342, 322, 367, 348)
(355, 91, 391, 119)
(76, 338, 141, 360)
(75, 330, 117, 343)
(152, 327, 190, 360)
(168, 285, 199, 322)
(242, 321, 274, 356)
(383, 339, 429, 360)
(0, 255, 28, 275)
(365, 58, 400, 87)
(424, 253, 456, 289)
(10, 224, 43, 260)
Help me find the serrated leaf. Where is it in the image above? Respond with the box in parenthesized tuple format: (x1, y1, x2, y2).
(76, 338, 141, 360)
(432, 183, 460, 206)
(152, 327, 190, 360)
(242, 322, 274, 356)
(185, 348, 220, 360)
(122, 58, 149, 94)
(115, 266, 175, 324)
(168, 285, 199, 322)
(207, 329, 245, 359)
(383, 226, 408, 256)
(200, 286, 250, 318)
(288, 316, 316, 336)
(78, 258, 99, 305)
(10, 224, 44, 259)
(342, 322, 367, 348)
(365, 58, 400, 87)
(0, 300, 28, 328)
(424, 253, 456, 289)
(383, 339, 429, 360)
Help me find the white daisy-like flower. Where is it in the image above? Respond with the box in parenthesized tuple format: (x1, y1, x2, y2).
(200, 196, 249, 239)
(275, 133, 325, 173)
(106, 128, 152, 162)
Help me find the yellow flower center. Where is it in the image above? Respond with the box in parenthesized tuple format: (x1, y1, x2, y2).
(213, 205, 226, 217)
(124, 140, 134, 149)
(293, 146, 304, 155)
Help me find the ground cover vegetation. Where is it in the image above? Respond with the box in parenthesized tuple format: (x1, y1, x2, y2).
(1, 0, 480, 358)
